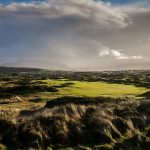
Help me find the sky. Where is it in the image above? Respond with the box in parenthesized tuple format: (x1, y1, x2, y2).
(0, 0, 150, 70)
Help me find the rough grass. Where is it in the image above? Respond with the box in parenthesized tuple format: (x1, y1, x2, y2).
(140, 91, 150, 98)
(0, 96, 150, 149)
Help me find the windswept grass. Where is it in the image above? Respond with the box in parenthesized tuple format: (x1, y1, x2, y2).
(0, 96, 150, 149)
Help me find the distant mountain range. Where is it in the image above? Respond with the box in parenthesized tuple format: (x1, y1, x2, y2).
(0, 59, 150, 71)
(0, 67, 43, 73)
(76, 62, 150, 71)
(1, 59, 71, 71)
(114, 62, 150, 71)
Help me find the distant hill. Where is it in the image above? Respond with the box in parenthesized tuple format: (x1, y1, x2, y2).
(1, 59, 71, 70)
(0, 67, 43, 73)
(114, 62, 150, 71)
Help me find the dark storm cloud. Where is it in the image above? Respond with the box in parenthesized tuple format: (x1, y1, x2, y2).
(0, 0, 150, 70)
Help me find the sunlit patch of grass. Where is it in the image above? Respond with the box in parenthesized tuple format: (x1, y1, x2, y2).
(0, 143, 7, 150)
(31, 79, 66, 87)
(26, 79, 149, 101)
(2, 79, 148, 102)
(58, 81, 149, 97)
(0, 81, 7, 85)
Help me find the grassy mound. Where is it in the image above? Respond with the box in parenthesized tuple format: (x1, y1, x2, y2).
(1, 85, 59, 95)
(0, 97, 150, 149)
(140, 91, 150, 98)
(0, 92, 13, 99)
(0, 95, 23, 104)
(45, 96, 135, 108)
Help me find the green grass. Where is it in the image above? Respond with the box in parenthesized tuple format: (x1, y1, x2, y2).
(27, 79, 149, 101)
(59, 81, 148, 97)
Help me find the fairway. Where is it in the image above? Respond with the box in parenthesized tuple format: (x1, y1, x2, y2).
(29, 79, 149, 100)
(58, 80, 149, 97)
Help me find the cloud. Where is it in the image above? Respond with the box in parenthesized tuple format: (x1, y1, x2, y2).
(0, 0, 129, 64)
(0, 0, 129, 28)
(131, 56, 142, 59)
(0, 0, 149, 70)
(99, 45, 142, 60)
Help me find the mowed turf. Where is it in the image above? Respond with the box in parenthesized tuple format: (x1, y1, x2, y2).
(29, 79, 149, 99)
(59, 81, 149, 97)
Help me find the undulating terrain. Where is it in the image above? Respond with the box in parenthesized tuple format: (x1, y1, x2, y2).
(1, 0, 150, 149)
(0, 67, 150, 150)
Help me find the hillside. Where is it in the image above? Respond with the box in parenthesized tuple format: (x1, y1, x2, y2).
(0, 96, 150, 149)
(0, 67, 43, 74)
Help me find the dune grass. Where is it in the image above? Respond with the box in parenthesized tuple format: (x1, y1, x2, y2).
(1, 96, 150, 149)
